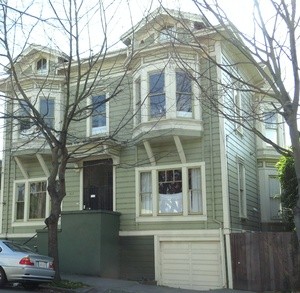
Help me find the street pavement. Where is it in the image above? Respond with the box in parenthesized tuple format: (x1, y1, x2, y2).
(61, 274, 255, 293)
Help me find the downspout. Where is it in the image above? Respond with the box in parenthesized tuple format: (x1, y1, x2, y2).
(214, 41, 233, 288)
(4, 100, 13, 238)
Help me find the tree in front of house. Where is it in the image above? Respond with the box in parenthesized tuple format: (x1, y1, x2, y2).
(277, 155, 298, 230)
(166, 0, 300, 241)
(0, 0, 133, 280)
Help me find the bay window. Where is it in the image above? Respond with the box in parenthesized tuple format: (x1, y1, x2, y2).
(137, 163, 206, 221)
(133, 61, 200, 128)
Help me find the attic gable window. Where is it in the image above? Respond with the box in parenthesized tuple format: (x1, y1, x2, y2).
(37, 58, 47, 74)
(159, 26, 176, 42)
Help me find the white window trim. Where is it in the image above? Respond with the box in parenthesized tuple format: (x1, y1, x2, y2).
(135, 162, 207, 222)
(132, 59, 201, 127)
(263, 110, 279, 147)
(237, 157, 247, 219)
(87, 93, 109, 137)
(12, 177, 50, 227)
(36, 58, 48, 75)
(233, 87, 243, 135)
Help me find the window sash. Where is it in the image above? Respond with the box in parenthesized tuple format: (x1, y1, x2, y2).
(29, 181, 47, 219)
(269, 176, 281, 220)
(188, 168, 202, 213)
(135, 78, 141, 124)
(238, 162, 247, 218)
(40, 98, 55, 128)
(19, 101, 32, 132)
(91, 94, 107, 134)
(37, 58, 47, 73)
(140, 172, 152, 215)
(149, 72, 165, 118)
(16, 183, 25, 220)
(158, 169, 183, 214)
(176, 71, 192, 117)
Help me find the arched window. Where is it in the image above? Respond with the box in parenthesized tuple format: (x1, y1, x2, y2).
(37, 58, 47, 74)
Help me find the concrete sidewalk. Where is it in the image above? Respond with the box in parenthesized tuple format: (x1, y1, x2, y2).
(62, 274, 254, 293)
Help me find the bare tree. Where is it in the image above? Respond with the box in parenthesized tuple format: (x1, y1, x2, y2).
(159, 0, 300, 240)
(0, 0, 135, 280)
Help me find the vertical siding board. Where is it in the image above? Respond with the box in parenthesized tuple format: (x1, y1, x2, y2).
(231, 232, 300, 292)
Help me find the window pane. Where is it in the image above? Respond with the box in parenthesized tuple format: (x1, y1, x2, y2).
(159, 169, 182, 214)
(149, 72, 165, 118)
(19, 101, 32, 131)
(140, 172, 152, 214)
(40, 98, 55, 127)
(269, 176, 281, 220)
(135, 79, 141, 124)
(92, 95, 106, 133)
(37, 58, 47, 72)
(238, 163, 247, 218)
(265, 112, 278, 144)
(29, 182, 46, 219)
(188, 168, 202, 213)
(149, 73, 164, 93)
(176, 72, 192, 115)
(16, 183, 25, 220)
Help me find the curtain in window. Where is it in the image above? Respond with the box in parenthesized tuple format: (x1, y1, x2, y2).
(140, 172, 152, 214)
(16, 183, 25, 220)
(189, 168, 202, 213)
(159, 192, 183, 213)
(29, 182, 46, 219)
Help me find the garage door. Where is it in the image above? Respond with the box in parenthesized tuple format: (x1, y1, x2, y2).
(160, 241, 223, 290)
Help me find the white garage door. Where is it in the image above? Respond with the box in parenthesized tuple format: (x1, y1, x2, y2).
(160, 241, 223, 290)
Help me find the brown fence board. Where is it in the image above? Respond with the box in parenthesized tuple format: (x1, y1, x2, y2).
(231, 232, 300, 292)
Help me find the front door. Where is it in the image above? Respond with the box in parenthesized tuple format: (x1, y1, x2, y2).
(83, 159, 113, 211)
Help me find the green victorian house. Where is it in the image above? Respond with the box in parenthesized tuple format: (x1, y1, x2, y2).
(0, 8, 285, 291)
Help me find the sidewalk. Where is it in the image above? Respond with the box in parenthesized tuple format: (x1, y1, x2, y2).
(62, 274, 254, 293)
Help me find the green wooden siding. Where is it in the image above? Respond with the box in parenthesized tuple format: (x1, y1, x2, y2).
(120, 236, 155, 281)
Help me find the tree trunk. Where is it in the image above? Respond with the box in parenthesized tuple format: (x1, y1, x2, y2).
(45, 199, 61, 281)
(287, 117, 300, 244)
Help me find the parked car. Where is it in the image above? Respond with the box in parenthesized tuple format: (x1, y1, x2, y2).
(0, 240, 54, 289)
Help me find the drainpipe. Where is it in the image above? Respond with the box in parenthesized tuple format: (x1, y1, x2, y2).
(213, 41, 233, 289)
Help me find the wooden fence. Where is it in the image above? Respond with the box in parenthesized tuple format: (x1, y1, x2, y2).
(230, 232, 300, 292)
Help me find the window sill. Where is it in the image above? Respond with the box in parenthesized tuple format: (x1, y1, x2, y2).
(133, 118, 203, 141)
(12, 220, 46, 227)
(136, 214, 207, 222)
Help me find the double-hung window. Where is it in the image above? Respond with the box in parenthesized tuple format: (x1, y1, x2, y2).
(149, 72, 166, 118)
(264, 111, 278, 144)
(176, 71, 192, 117)
(40, 98, 55, 128)
(233, 86, 243, 133)
(37, 58, 47, 74)
(19, 101, 32, 133)
(91, 94, 107, 135)
(269, 175, 281, 220)
(237, 159, 247, 218)
(137, 163, 206, 221)
(14, 180, 48, 223)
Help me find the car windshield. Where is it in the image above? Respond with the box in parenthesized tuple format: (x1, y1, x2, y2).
(3, 241, 34, 253)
